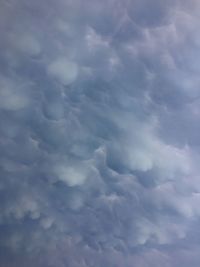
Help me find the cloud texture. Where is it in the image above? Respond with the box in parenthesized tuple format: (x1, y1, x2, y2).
(1, 0, 200, 266)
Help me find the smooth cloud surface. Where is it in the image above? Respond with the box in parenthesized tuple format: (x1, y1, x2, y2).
(1, 0, 200, 266)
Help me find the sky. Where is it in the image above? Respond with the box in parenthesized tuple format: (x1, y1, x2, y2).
(1, 0, 200, 266)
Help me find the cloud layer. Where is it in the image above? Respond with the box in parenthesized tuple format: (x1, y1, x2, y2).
(1, 0, 200, 266)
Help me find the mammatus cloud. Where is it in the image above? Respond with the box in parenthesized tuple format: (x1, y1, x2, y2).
(1, 0, 200, 266)
(47, 59, 78, 86)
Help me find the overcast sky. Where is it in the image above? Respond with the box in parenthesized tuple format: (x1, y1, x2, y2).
(1, 0, 200, 266)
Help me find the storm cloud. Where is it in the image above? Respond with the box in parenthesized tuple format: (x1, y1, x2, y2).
(1, 0, 200, 266)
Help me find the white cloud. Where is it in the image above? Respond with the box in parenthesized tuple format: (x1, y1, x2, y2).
(54, 164, 88, 187)
(7, 196, 40, 220)
(86, 27, 109, 50)
(135, 217, 186, 245)
(47, 58, 78, 85)
(40, 217, 54, 229)
(112, 114, 191, 177)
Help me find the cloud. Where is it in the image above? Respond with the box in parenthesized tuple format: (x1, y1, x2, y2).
(1, 0, 200, 266)
(47, 58, 78, 85)
(12, 33, 41, 56)
(0, 76, 30, 111)
(53, 162, 91, 187)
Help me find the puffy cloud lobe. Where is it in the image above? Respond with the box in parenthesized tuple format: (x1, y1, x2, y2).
(47, 59, 78, 85)
(53, 161, 93, 187)
(1, 0, 200, 266)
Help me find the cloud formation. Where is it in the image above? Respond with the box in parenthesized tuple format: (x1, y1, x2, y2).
(1, 0, 200, 266)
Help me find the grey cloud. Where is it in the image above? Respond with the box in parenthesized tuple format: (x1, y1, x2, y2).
(1, 0, 200, 266)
